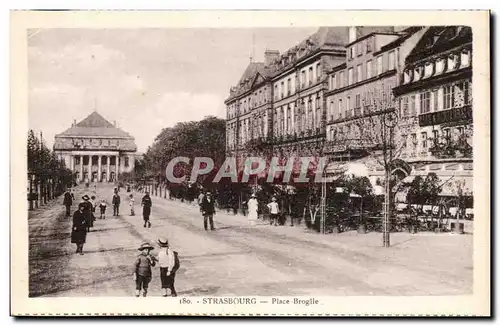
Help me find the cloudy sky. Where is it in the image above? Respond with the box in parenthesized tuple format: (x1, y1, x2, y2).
(28, 28, 318, 152)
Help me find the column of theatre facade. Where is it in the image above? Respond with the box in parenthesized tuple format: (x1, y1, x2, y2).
(69, 153, 125, 183)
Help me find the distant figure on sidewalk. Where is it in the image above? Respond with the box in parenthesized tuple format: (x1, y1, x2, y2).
(112, 191, 121, 216)
(156, 238, 180, 297)
(141, 192, 152, 228)
(81, 195, 93, 232)
(71, 203, 87, 255)
(99, 199, 107, 219)
(247, 194, 259, 226)
(133, 242, 157, 297)
(197, 190, 205, 211)
(129, 194, 135, 216)
(90, 196, 97, 227)
(63, 189, 73, 218)
(267, 197, 280, 226)
(200, 191, 216, 231)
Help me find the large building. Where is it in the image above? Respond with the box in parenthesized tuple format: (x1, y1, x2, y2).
(53, 111, 137, 183)
(323, 27, 427, 181)
(392, 26, 473, 195)
(225, 26, 397, 166)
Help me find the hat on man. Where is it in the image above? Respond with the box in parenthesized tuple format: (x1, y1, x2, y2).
(250, 193, 256, 198)
(138, 242, 154, 251)
(271, 196, 277, 201)
(82, 195, 90, 201)
(156, 237, 169, 247)
(78, 202, 85, 210)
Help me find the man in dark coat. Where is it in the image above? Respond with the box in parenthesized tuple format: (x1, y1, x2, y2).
(71, 203, 87, 254)
(80, 195, 93, 232)
(141, 192, 152, 228)
(200, 191, 216, 231)
(63, 189, 73, 218)
(112, 191, 121, 216)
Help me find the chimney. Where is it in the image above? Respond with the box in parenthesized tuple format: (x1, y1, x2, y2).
(73, 119, 76, 127)
(349, 26, 358, 43)
(264, 49, 280, 66)
(113, 120, 116, 127)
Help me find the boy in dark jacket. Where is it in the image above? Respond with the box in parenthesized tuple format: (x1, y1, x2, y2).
(133, 242, 157, 297)
(112, 192, 121, 216)
(200, 191, 216, 231)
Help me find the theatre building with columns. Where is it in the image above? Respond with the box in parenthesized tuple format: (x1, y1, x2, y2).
(53, 111, 137, 183)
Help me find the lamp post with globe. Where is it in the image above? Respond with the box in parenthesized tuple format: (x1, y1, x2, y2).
(382, 111, 398, 248)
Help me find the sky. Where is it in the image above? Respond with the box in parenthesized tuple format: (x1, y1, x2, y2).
(28, 27, 318, 152)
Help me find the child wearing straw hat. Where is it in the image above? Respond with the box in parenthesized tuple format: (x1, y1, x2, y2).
(133, 242, 157, 297)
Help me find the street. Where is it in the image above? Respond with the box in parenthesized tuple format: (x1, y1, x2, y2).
(28, 184, 473, 297)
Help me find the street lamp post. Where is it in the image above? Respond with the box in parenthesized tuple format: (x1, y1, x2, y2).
(382, 111, 397, 248)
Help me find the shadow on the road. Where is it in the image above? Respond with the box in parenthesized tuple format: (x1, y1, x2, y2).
(181, 250, 252, 261)
(82, 247, 137, 255)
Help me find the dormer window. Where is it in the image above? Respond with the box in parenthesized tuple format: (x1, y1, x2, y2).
(414, 66, 423, 81)
(435, 58, 445, 74)
(461, 50, 470, 67)
(424, 62, 433, 78)
(447, 53, 458, 72)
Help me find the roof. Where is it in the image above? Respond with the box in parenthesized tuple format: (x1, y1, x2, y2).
(405, 26, 472, 64)
(238, 62, 266, 84)
(56, 111, 135, 139)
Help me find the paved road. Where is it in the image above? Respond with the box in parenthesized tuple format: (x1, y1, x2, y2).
(28, 184, 473, 297)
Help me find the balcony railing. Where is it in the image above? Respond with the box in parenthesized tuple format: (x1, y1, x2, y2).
(418, 105, 472, 127)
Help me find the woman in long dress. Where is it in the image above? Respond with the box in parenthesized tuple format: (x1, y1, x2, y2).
(247, 194, 259, 226)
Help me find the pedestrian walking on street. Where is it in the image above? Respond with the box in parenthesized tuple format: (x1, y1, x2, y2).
(80, 195, 93, 232)
(197, 190, 205, 211)
(99, 199, 107, 219)
(129, 194, 135, 216)
(247, 194, 259, 226)
(133, 242, 157, 297)
(90, 196, 97, 227)
(141, 192, 152, 228)
(71, 203, 87, 255)
(112, 191, 121, 216)
(267, 197, 280, 226)
(63, 189, 73, 218)
(200, 191, 216, 231)
(156, 238, 180, 297)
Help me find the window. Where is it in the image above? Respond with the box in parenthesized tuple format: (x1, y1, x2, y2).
(366, 60, 372, 79)
(308, 67, 313, 86)
(349, 46, 355, 59)
(355, 94, 361, 108)
(329, 100, 334, 121)
(424, 62, 433, 77)
(281, 81, 284, 99)
(411, 133, 417, 148)
(301, 70, 306, 88)
(414, 67, 422, 81)
(431, 89, 438, 111)
(348, 68, 354, 85)
(402, 96, 409, 117)
(388, 50, 395, 70)
(457, 126, 464, 136)
(463, 80, 470, 105)
(339, 71, 345, 88)
(433, 130, 439, 145)
(443, 128, 451, 142)
(346, 96, 352, 117)
(357, 64, 363, 82)
(124, 157, 130, 167)
(287, 78, 291, 96)
(331, 74, 337, 90)
(420, 91, 431, 114)
(443, 85, 455, 109)
(447, 54, 458, 71)
(421, 132, 428, 149)
(274, 85, 278, 100)
(376, 55, 383, 75)
(338, 99, 343, 119)
(410, 95, 416, 116)
(287, 106, 291, 133)
(461, 50, 470, 67)
(436, 58, 444, 74)
(366, 38, 372, 52)
(316, 63, 321, 81)
(404, 70, 411, 83)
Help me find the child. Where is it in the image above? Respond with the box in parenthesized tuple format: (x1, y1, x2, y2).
(133, 242, 157, 297)
(129, 194, 135, 216)
(99, 199, 107, 219)
(267, 196, 280, 226)
(89, 195, 97, 227)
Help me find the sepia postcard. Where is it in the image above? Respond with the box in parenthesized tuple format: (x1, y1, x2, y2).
(10, 10, 490, 316)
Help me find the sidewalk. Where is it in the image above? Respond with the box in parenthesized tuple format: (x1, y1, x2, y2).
(150, 192, 473, 292)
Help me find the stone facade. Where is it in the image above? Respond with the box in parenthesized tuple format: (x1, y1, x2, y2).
(53, 111, 137, 183)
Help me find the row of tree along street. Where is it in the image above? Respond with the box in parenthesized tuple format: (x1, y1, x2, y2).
(126, 116, 472, 235)
(27, 130, 74, 210)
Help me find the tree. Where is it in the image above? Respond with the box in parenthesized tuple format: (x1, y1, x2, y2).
(345, 175, 374, 231)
